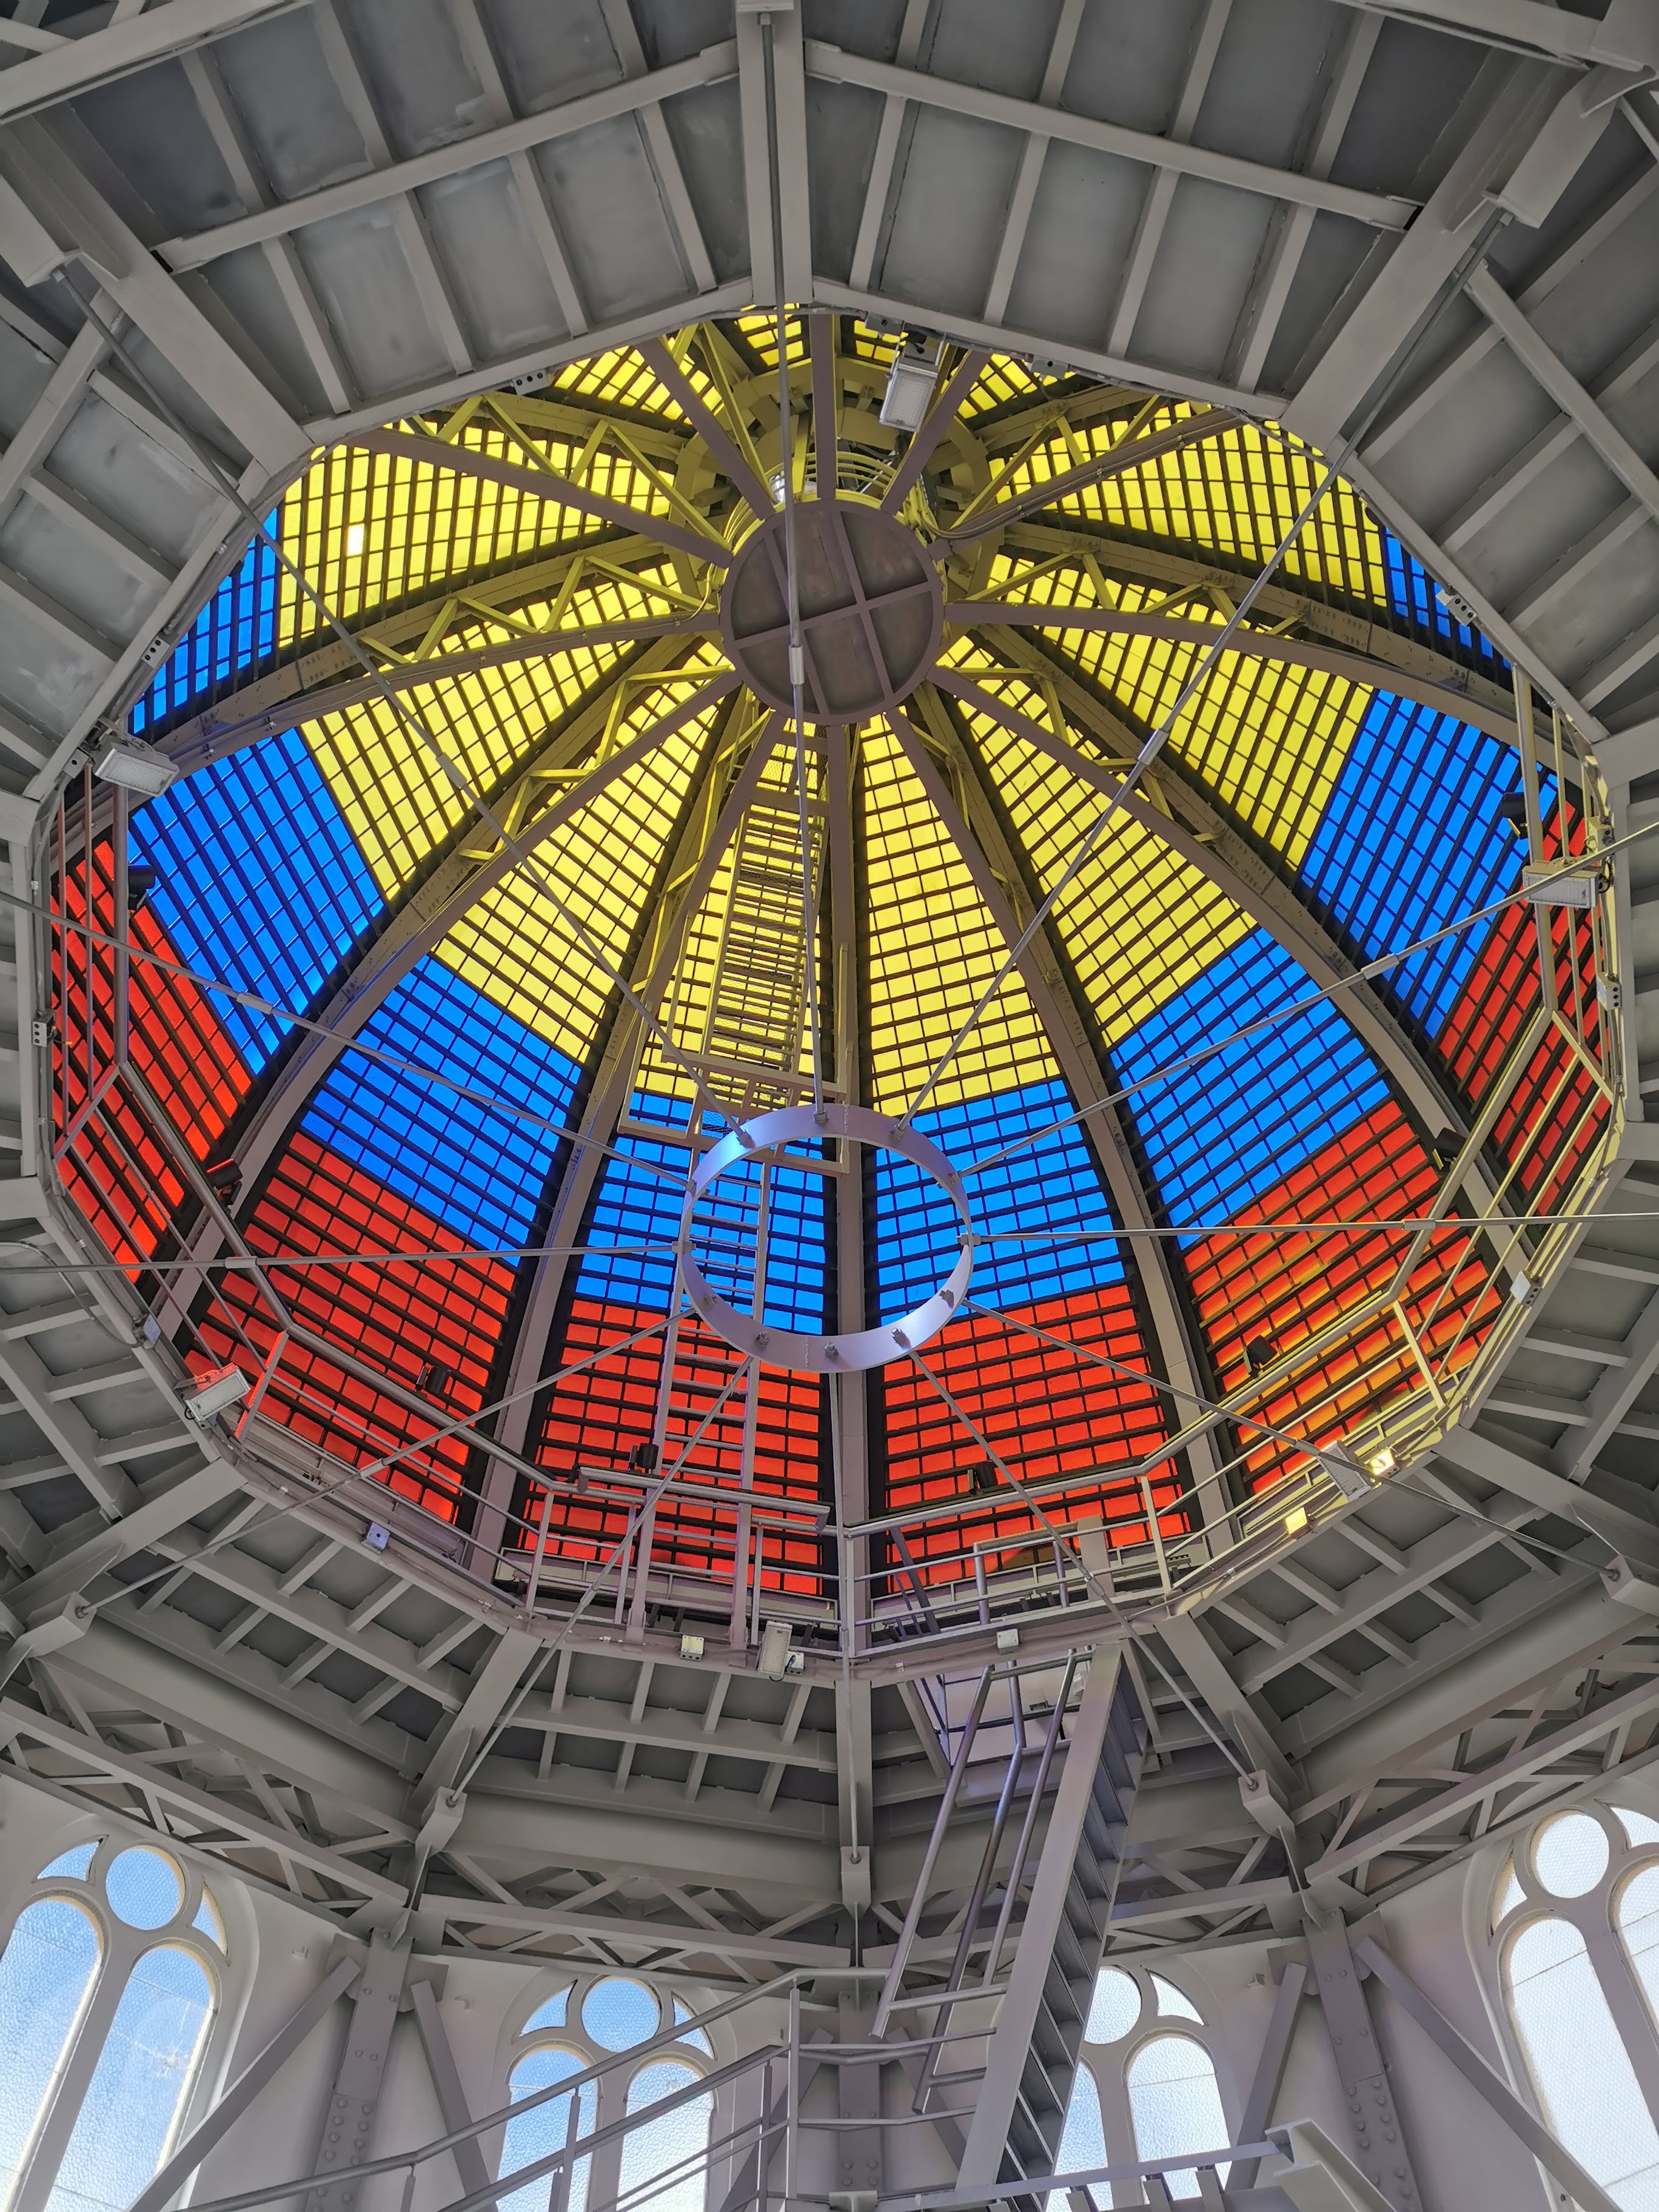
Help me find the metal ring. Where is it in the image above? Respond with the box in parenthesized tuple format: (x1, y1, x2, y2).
(678, 1103, 973, 1373)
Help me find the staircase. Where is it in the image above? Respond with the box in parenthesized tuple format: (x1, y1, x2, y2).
(872, 1648, 1145, 2194)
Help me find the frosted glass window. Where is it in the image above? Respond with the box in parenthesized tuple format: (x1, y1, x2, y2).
(671, 2000, 712, 2056)
(1492, 1857, 1524, 1930)
(501, 2047, 595, 2212)
(44, 1946, 212, 2212)
(1506, 1916, 1659, 2208)
(618, 2062, 711, 2212)
(1047, 2059, 1105, 2212)
(1085, 1967, 1141, 2045)
(0, 1901, 101, 2208)
(583, 1979, 659, 2052)
(190, 1892, 224, 1948)
(523, 1990, 570, 2034)
(103, 1851, 182, 1932)
(36, 1848, 98, 1883)
(1150, 1976, 1203, 2023)
(1618, 1866, 1659, 2033)
(1126, 2036, 1230, 2202)
(1532, 1813, 1609, 1899)
(1618, 1810, 1659, 1851)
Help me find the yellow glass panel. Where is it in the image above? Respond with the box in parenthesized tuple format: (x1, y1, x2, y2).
(861, 718, 1057, 1114)
(964, 403, 1389, 610)
(436, 679, 722, 1063)
(305, 631, 657, 893)
(942, 662, 1254, 1045)
(959, 561, 1369, 866)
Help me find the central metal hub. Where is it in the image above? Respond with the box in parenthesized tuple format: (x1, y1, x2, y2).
(721, 500, 943, 722)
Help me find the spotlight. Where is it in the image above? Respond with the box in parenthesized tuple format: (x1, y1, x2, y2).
(880, 335, 941, 432)
(181, 1364, 250, 1424)
(94, 737, 178, 797)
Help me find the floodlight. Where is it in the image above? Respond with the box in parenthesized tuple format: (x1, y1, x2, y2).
(757, 1618, 793, 1679)
(182, 1363, 250, 1424)
(94, 736, 178, 797)
(880, 337, 940, 432)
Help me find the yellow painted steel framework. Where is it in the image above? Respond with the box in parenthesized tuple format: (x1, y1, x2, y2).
(49, 314, 1623, 1649)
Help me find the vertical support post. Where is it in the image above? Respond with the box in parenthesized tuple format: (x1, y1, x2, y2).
(957, 1647, 1122, 2190)
(305, 1929, 412, 2212)
(826, 723, 876, 1932)
(1304, 1917, 1424, 2212)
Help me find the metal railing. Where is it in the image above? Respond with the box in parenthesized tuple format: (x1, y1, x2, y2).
(36, 702, 1624, 1669)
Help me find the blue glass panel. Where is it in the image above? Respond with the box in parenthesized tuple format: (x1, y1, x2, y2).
(873, 1080, 1125, 1321)
(304, 960, 581, 1248)
(578, 1094, 826, 1329)
(501, 2050, 594, 2212)
(1379, 528, 1503, 668)
(36, 1844, 97, 1882)
(131, 521, 281, 732)
(132, 730, 380, 1071)
(1298, 694, 1528, 1033)
(1112, 931, 1387, 1238)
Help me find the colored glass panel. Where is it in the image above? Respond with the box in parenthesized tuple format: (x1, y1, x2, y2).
(130, 728, 381, 1070)
(1380, 529, 1506, 672)
(874, 1081, 1124, 1322)
(1185, 1098, 1496, 1489)
(435, 668, 719, 1060)
(130, 517, 280, 732)
(861, 718, 1056, 1114)
(1298, 695, 1529, 1033)
(957, 664, 1253, 1040)
(303, 959, 581, 1250)
(207, 1133, 515, 1520)
(1112, 930, 1388, 1236)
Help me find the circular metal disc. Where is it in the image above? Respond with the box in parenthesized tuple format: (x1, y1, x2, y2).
(721, 501, 943, 722)
(679, 1103, 973, 1373)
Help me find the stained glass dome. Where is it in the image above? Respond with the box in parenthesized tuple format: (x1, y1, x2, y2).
(50, 315, 1618, 1639)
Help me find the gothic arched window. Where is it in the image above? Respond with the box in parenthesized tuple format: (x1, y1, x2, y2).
(497, 1974, 713, 2212)
(0, 1838, 221, 2212)
(1053, 1964, 1232, 2204)
(1489, 1804, 1659, 2209)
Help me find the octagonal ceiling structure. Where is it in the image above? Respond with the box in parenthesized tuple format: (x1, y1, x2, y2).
(0, 1, 1654, 1968)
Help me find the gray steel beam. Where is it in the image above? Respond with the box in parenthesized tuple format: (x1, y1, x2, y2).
(129, 1958, 363, 2212)
(805, 42, 1419, 230)
(306, 1931, 411, 2212)
(156, 41, 740, 272)
(0, 0, 298, 123)
(1356, 1936, 1623, 2212)
(1305, 1917, 1424, 2212)
(897, 697, 1227, 1495)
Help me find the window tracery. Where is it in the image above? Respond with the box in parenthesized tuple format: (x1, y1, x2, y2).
(1486, 1802, 1659, 2209)
(1052, 1964, 1230, 2205)
(0, 1837, 221, 2212)
(498, 1973, 713, 2212)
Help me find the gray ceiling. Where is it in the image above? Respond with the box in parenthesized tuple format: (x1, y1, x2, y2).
(0, 0, 1655, 1969)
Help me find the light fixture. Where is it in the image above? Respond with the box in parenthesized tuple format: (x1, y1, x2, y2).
(181, 1363, 250, 1424)
(757, 1618, 793, 1679)
(1283, 1504, 1309, 1535)
(680, 1632, 705, 1660)
(1522, 865, 1595, 910)
(93, 736, 178, 797)
(1322, 1450, 1371, 1503)
(880, 335, 941, 432)
(1367, 1446, 1396, 1478)
(1511, 1270, 1538, 1306)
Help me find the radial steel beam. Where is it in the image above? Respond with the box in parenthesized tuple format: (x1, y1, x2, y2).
(953, 602, 1519, 747)
(897, 695, 1227, 1496)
